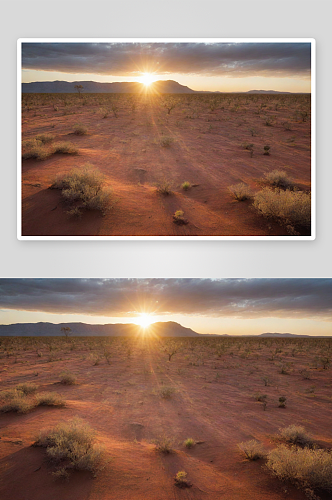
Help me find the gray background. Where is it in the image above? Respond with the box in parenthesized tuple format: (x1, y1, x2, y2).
(1, 0, 331, 278)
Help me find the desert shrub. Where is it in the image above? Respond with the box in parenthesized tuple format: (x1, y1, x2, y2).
(53, 142, 78, 155)
(59, 371, 77, 385)
(0, 389, 35, 414)
(182, 181, 191, 191)
(264, 170, 293, 189)
(184, 438, 196, 448)
(156, 179, 173, 195)
(36, 392, 65, 407)
(253, 188, 311, 229)
(174, 471, 192, 488)
(278, 396, 287, 408)
(228, 182, 253, 201)
(73, 123, 88, 135)
(160, 136, 174, 147)
(51, 164, 113, 214)
(16, 382, 38, 395)
(154, 434, 174, 454)
(254, 393, 267, 402)
(266, 445, 332, 493)
(279, 425, 312, 446)
(238, 439, 266, 460)
(158, 386, 175, 399)
(22, 139, 52, 161)
(35, 133, 55, 144)
(263, 145, 271, 155)
(35, 417, 103, 476)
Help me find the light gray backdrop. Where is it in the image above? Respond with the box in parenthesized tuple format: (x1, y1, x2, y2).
(1, 0, 331, 278)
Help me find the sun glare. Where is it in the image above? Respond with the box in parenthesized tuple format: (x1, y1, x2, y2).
(136, 313, 154, 329)
(139, 73, 156, 86)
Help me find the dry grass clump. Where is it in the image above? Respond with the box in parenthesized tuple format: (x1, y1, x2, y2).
(173, 210, 189, 225)
(228, 182, 253, 201)
(59, 371, 77, 385)
(35, 417, 103, 477)
(174, 471, 192, 488)
(16, 382, 38, 395)
(238, 439, 266, 460)
(279, 425, 313, 446)
(73, 123, 88, 135)
(154, 434, 175, 454)
(182, 181, 191, 191)
(156, 179, 173, 195)
(160, 136, 174, 147)
(53, 141, 78, 155)
(35, 133, 55, 144)
(264, 170, 293, 189)
(22, 139, 52, 161)
(184, 438, 196, 448)
(158, 386, 176, 399)
(51, 164, 113, 214)
(253, 188, 311, 229)
(36, 392, 65, 407)
(0, 389, 35, 414)
(266, 445, 332, 494)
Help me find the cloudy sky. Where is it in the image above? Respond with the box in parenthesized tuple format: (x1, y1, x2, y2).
(21, 42, 312, 92)
(0, 279, 330, 336)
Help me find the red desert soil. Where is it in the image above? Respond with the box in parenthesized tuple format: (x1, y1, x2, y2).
(21, 93, 311, 236)
(0, 335, 331, 500)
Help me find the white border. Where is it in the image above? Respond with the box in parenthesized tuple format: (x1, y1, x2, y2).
(17, 38, 316, 241)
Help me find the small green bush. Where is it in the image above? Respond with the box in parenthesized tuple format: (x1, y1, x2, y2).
(182, 181, 191, 191)
(184, 438, 196, 448)
(158, 386, 175, 399)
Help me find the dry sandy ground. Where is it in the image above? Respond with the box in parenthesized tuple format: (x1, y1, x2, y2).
(21, 93, 311, 236)
(0, 335, 331, 500)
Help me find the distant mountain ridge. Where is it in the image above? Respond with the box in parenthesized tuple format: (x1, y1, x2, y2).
(0, 321, 200, 337)
(21, 80, 301, 95)
(22, 80, 196, 94)
(0, 323, 326, 337)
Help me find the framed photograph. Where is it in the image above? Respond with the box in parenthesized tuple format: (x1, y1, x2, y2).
(18, 38, 315, 240)
(0, 278, 331, 498)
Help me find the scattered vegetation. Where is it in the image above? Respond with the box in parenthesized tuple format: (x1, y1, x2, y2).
(59, 371, 77, 385)
(184, 438, 196, 448)
(160, 136, 174, 147)
(238, 439, 266, 460)
(174, 471, 192, 488)
(154, 434, 174, 454)
(34, 417, 103, 478)
(228, 182, 253, 201)
(264, 170, 293, 189)
(279, 425, 312, 446)
(253, 188, 311, 230)
(266, 445, 332, 494)
(156, 179, 173, 196)
(181, 181, 191, 191)
(51, 163, 113, 215)
(73, 123, 88, 135)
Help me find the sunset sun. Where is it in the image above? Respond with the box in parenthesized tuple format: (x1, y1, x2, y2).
(136, 313, 154, 328)
(139, 73, 156, 86)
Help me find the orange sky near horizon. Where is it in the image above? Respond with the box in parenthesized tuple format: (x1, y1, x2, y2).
(22, 69, 311, 93)
(0, 309, 329, 337)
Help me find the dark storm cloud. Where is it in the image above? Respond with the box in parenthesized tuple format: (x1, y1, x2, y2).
(22, 42, 311, 78)
(0, 279, 330, 320)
